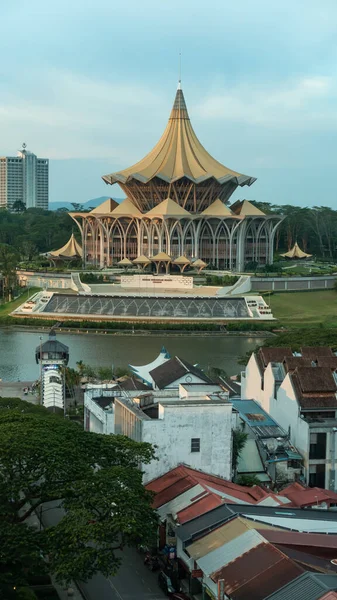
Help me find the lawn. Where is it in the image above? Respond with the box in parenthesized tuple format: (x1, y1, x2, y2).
(0, 288, 41, 317)
(269, 290, 337, 327)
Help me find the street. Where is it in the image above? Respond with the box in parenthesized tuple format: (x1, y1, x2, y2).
(41, 501, 167, 600)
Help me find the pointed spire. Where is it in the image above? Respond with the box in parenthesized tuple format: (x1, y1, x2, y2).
(170, 88, 189, 120)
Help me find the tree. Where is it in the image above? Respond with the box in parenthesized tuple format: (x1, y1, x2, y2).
(232, 428, 248, 475)
(0, 399, 157, 593)
(236, 474, 262, 487)
(0, 243, 19, 300)
(11, 200, 26, 213)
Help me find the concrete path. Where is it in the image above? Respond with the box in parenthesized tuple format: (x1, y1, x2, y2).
(0, 380, 39, 403)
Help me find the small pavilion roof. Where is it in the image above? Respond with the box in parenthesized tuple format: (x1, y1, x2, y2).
(89, 198, 119, 214)
(173, 255, 191, 265)
(48, 234, 82, 258)
(110, 197, 142, 217)
(133, 255, 151, 264)
(145, 198, 191, 219)
(117, 257, 133, 265)
(102, 87, 256, 187)
(201, 198, 235, 217)
(231, 200, 265, 216)
(151, 252, 172, 262)
(281, 243, 312, 259)
(192, 259, 207, 267)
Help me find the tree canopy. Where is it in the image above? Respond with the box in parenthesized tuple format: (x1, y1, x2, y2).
(0, 399, 157, 596)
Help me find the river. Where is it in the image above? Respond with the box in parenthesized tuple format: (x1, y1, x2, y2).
(0, 328, 267, 382)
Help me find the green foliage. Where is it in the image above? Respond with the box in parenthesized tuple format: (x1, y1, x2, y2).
(232, 429, 248, 473)
(236, 474, 262, 487)
(0, 208, 76, 255)
(205, 274, 239, 286)
(0, 399, 157, 589)
(80, 273, 105, 283)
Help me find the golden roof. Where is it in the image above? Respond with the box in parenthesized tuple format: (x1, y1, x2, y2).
(102, 87, 256, 187)
(133, 255, 151, 264)
(151, 252, 171, 261)
(48, 234, 82, 258)
(173, 255, 191, 264)
(281, 242, 312, 259)
(90, 198, 119, 214)
(201, 198, 235, 218)
(117, 257, 133, 265)
(231, 200, 265, 216)
(145, 198, 191, 219)
(110, 197, 142, 217)
(192, 259, 207, 267)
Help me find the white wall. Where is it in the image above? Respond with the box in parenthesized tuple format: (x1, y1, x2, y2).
(157, 373, 210, 390)
(241, 353, 263, 405)
(141, 402, 233, 483)
(84, 394, 114, 435)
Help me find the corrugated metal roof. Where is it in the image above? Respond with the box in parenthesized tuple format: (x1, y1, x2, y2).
(212, 543, 304, 600)
(157, 484, 206, 519)
(195, 529, 264, 576)
(243, 514, 337, 533)
(187, 516, 251, 560)
(261, 529, 337, 548)
(231, 399, 282, 428)
(237, 439, 265, 473)
(265, 573, 337, 600)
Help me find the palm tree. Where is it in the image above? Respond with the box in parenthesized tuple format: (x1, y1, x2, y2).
(232, 428, 248, 478)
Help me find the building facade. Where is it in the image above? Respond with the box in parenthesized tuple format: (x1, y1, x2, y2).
(0, 145, 49, 209)
(242, 347, 337, 491)
(71, 87, 283, 271)
(114, 385, 233, 483)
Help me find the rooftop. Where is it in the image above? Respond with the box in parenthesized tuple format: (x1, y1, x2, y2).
(149, 356, 212, 389)
(102, 87, 255, 190)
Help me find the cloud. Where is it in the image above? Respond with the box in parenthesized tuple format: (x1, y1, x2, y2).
(0, 70, 166, 160)
(195, 76, 336, 130)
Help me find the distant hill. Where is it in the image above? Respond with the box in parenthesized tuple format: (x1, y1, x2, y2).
(49, 196, 124, 211)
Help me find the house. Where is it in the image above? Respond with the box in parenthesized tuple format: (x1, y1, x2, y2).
(242, 346, 337, 490)
(114, 384, 232, 483)
(231, 398, 303, 485)
(83, 377, 148, 434)
(176, 502, 337, 599)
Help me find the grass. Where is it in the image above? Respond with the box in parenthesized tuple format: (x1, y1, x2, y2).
(268, 289, 337, 328)
(0, 288, 41, 317)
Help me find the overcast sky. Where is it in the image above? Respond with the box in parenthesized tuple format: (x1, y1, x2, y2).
(1, 0, 337, 207)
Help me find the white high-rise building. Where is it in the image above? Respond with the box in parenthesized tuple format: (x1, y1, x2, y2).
(0, 144, 49, 210)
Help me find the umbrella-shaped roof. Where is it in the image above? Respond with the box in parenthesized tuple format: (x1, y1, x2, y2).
(110, 197, 142, 217)
(117, 257, 133, 265)
(48, 234, 82, 258)
(173, 255, 191, 264)
(133, 255, 151, 264)
(102, 87, 256, 188)
(231, 200, 265, 216)
(281, 243, 312, 259)
(89, 198, 119, 214)
(145, 198, 191, 219)
(191, 259, 208, 267)
(151, 252, 171, 262)
(201, 198, 235, 218)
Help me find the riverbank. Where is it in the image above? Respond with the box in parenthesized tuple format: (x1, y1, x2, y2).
(7, 324, 275, 337)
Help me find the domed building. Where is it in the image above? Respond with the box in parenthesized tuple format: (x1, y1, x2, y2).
(70, 85, 282, 271)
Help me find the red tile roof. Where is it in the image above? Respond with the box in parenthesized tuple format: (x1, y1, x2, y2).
(281, 482, 337, 507)
(145, 465, 270, 516)
(301, 347, 334, 359)
(321, 593, 337, 599)
(211, 543, 303, 600)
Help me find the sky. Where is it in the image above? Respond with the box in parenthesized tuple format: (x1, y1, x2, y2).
(1, 0, 337, 208)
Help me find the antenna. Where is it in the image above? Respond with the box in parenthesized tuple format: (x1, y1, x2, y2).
(178, 51, 182, 89)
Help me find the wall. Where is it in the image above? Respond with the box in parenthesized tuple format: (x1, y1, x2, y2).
(84, 394, 114, 435)
(141, 402, 233, 483)
(121, 274, 193, 289)
(241, 354, 264, 407)
(251, 275, 336, 292)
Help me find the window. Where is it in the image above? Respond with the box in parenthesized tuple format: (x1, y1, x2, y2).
(309, 432, 327, 460)
(191, 438, 200, 453)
